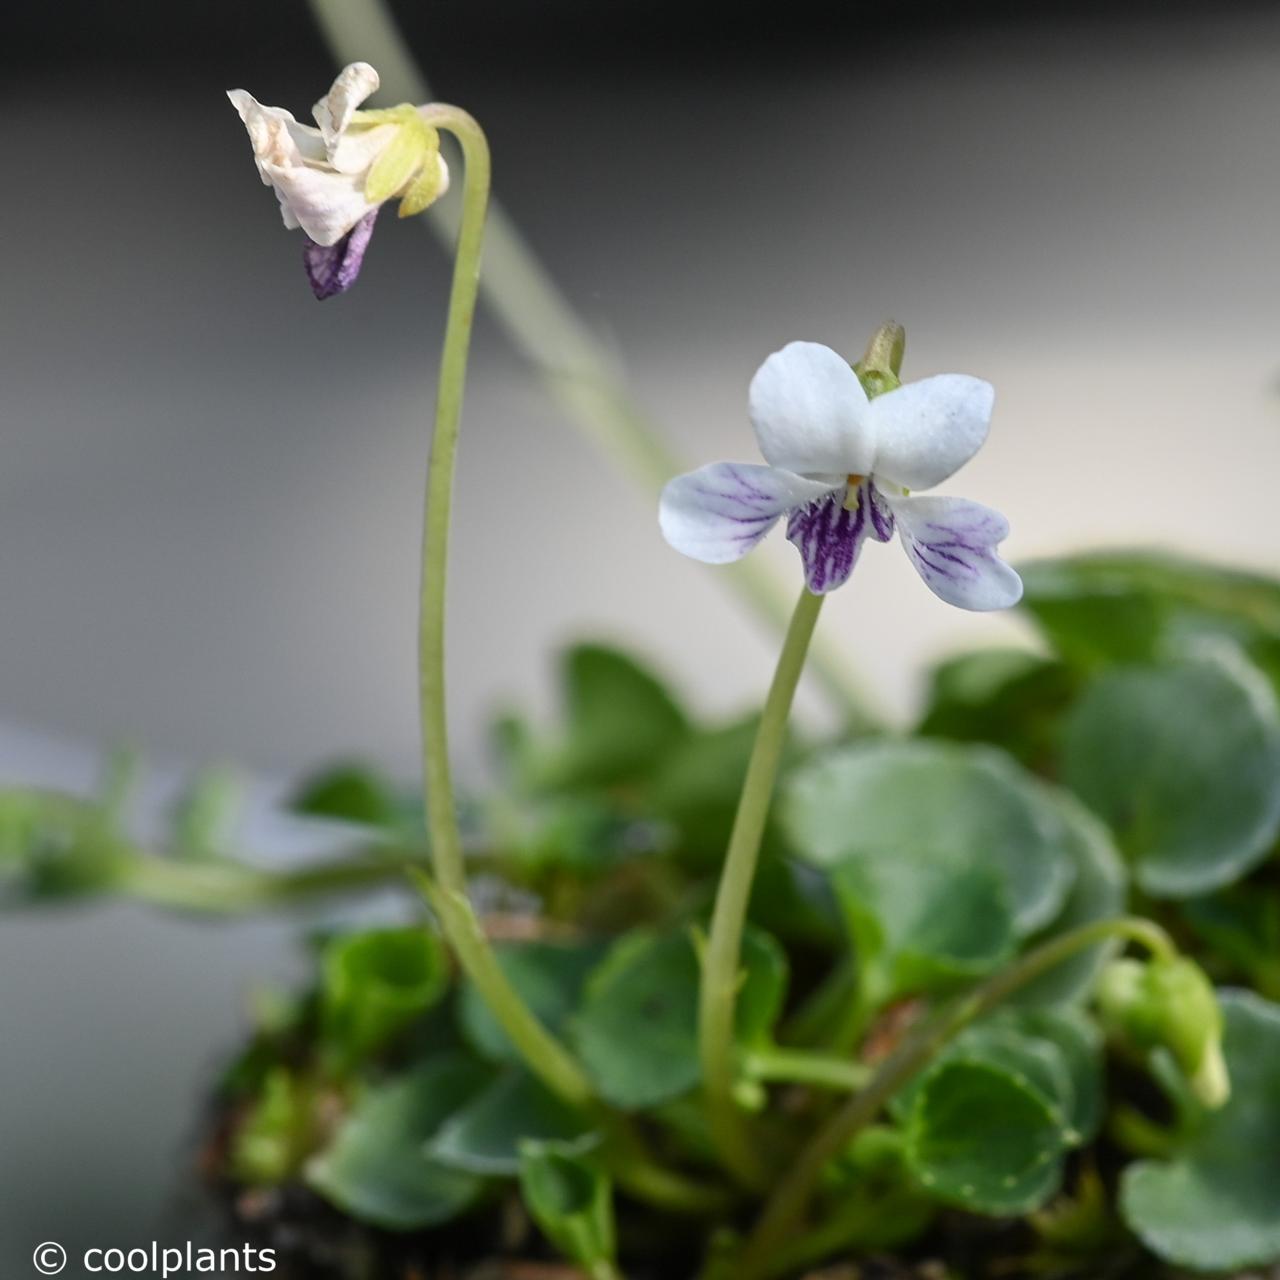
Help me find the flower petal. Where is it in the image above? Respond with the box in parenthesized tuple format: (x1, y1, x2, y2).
(313, 62, 381, 151)
(259, 159, 377, 246)
(890, 494, 1023, 611)
(863, 480, 896, 542)
(660, 463, 836, 565)
(786, 490, 870, 594)
(749, 342, 875, 476)
(303, 209, 379, 299)
(867, 374, 994, 490)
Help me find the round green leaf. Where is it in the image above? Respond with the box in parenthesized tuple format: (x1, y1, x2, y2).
(1060, 655, 1280, 897)
(1121, 991, 1280, 1271)
(305, 1055, 487, 1231)
(570, 928, 787, 1108)
(904, 1057, 1072, 1216)
(429, 1069, 597, 1175)
(833, 847, 1016, 1007)
(783, 741, 1075, 934)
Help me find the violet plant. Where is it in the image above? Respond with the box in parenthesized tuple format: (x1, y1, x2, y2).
(6, 57, 1280, 1280)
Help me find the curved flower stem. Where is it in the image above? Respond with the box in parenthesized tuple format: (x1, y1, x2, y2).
(307, 0, 885, 733)
(737, 915, 1178, 1279)
(699, 586, 824, 1187)
(412, 108, 595, 1111)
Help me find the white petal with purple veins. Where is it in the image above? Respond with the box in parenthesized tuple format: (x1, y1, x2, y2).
(749, 342, 875, 477)
(862, 480, 896, 543)
(660, 463, 836, 565)
(868, 374, 994, 491)
(890, 494, 1022, 610)
(786, 490, 870, 594)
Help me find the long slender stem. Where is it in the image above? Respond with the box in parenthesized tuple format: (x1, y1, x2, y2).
(417, 104, 489, 895)
(737, 916, 1178, 1279)
(699, 587, 824, 1186)
(412, 109, 595, 1110)
(306, 0, 885, 733)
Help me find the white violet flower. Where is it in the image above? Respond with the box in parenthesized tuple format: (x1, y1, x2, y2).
(227, 62, 449, 298)
(660, 341, 1022, 609)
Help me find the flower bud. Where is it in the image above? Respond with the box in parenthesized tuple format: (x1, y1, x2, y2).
(1096, 956, 1230, 1108)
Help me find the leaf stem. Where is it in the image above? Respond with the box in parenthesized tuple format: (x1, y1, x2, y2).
(698, 586, 824, 1187)
(743, 1046, 872, 1093)
(412, 108, 595, 1111)
(737, 915, 1177, 1278)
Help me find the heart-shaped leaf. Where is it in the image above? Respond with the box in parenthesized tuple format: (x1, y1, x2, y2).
(570, 927, 787, 1108)
(782, 740, 1075, 934)
(1120, 991, 1280, 1271)
(305, 1055, 488, 1230)
(1060, 653, 1280, 897)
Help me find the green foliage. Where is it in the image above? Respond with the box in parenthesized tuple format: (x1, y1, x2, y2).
(458, 938, 605, 1064)
(1120, 992, 1280, 1271)
(429, 1068, 598, 1174)
(833, 847, 1016, 1009)
(305, 1055, 488, 1230)
(21, 554, 1280, 1276)
(540, 643, 690, 788)
(321, 927, 449, 1070)
(898, 1013, 1100, 1215)
(518, 1143, 618, 1280)
(1020, 551, 1280, 688)
(570, 927, 787, 1108)
(291, 761, 412, 831)
(783, 739, 1076, 933)
(1010, 788, 1128, 1008)
(918, 648, 1077, 765)
(1060, 653, 1280, 897)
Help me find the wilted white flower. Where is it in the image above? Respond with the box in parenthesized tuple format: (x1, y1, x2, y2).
(227, 62, 449, 298)
(660, 341, 1022, 609)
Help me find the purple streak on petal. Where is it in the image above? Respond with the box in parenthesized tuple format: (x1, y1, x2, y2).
(302, 209, 379, 300)
(902, 509, 1006, 589)
(786, 489, 868, 593)
(865, 480, 896, 542)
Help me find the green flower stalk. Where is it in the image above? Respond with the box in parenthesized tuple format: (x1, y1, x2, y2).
(229, 68, 595, 1109)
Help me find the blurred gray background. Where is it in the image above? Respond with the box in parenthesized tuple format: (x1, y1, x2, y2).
(2, 0, 1279, 1271)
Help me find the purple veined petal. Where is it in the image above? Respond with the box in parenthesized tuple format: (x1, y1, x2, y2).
(864, 480, 896, 542)
(890, 493, 1023, 611)
(786, 489, 871, 594)
(660, 462, 837, 565)
(302, 208, 379, 299)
